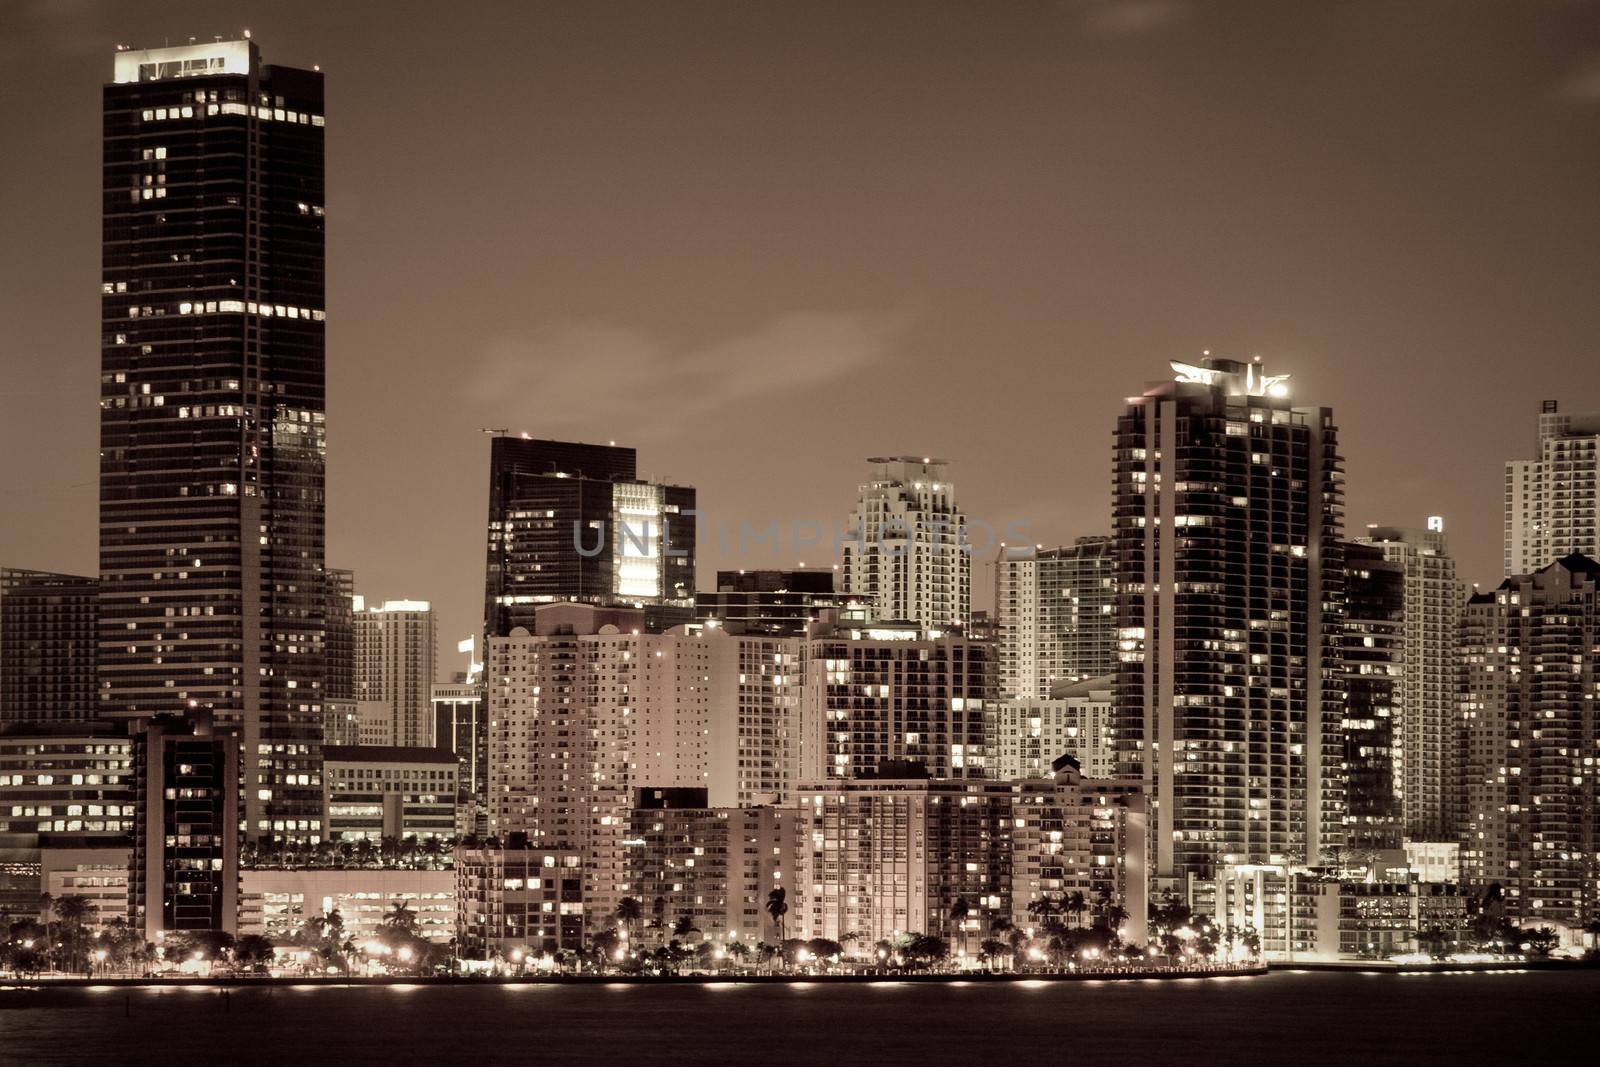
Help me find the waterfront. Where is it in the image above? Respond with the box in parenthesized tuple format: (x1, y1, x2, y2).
(1, 970, 1594, 1065)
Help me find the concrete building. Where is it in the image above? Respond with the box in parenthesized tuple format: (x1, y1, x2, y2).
(355, 599, 437, 749)
(0, 723, 133, 839)
(802, 615, 993, 783)
(323, 568, 359, 747)
(1459, 555, 1600, 928)
(987, 676, 1115, 781)
(1505, 401, 1600, 576)
(796, 766, 1147, 952)
(487, 604, 803, 919)
(625, 787, 802, 946)
(239, 866, 455, 944)
(841, 457, 969, 631)
(129, 711, 239, 939)
(1113, 357, 1346, 902)
(41, 847, 133, 929)
(455, 841, 586, 959)
(994, 538, 1116, 699)
(0, 568, 98, 726)
(322, 745, 458, 842)
(1212, 864, 1468, 962)
(1341, 543, 1404, 853)
(1354, 521, 1467, 842)
(99, 40, 326, 845)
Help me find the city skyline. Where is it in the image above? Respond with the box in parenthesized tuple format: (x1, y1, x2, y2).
(2, 2, 1598, 654)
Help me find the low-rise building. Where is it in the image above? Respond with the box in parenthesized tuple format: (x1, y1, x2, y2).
(0, 722, 133, 839)
(239, 867, 455, 944)
(322, 745, 458, 842)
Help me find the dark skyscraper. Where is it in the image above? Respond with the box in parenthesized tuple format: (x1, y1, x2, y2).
(99, 40, 326, 844)
(323, 567, 357, 746)
(0, 568, 99, 726)
(694, 568, 848, 636)
(1113, 357, 1345, 900)
(1340, 542, 1403, 854)
(483, 436, 695, 637)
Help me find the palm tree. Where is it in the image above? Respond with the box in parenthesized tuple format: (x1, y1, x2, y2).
(1064, 891, 1087, 930)
(52, 895, 93, 973)
(765, 887, 788, 942)
(949, 897, 971, 959)
(614, 897, 643, 942)
(384, 899, 418, 933)
(672, 914, 700, 942)
(235, 934, 275, 972)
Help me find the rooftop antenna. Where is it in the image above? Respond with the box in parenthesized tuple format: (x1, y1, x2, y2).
(480, 427, 508, 437)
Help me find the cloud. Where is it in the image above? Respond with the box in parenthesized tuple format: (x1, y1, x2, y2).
(462, 309, 911, 438)
(1557, 55, 1600, 102)
(1076, 0, 1189, 37)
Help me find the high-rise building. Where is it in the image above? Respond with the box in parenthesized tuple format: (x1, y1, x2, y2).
(1459, 554, 1600, 929)
(1340, 543, 1404, 854)
(0, 569, 99, 727)
(994, 538, 1117, 699)
(487, 604, 804, 917)
(795, 764, 1147, 949)
(483, 436, 695, 638)
(987, 675, 1115, 781)
(1505, 401, 1600, 576)
(354, 599, 436, 749)
(841, 457, 969, 630)
(694, 569, 851, 636)
(129, 710, 239, 939)
(1354, 521, 1467, 841)
(801, 615, 993, 783)
(625, 787, 802, 947)
(323, 568, 357, 746)
(99, 40, 326, 844)
(1113, 357, 1345, 899)
(433, 676, 488, 839)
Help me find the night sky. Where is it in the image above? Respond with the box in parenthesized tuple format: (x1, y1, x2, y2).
(2, 0, 1597, 659)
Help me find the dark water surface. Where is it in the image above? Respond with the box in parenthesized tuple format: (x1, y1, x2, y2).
(1, 970, 1594, 1065)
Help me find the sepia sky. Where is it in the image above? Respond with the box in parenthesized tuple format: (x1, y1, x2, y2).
(2, 0, 1598, 662)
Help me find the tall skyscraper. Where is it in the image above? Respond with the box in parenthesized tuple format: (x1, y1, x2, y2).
(1113, 357, 1345, 898)
(994, 537, 1116, 699)
(840, 457, 969, 630)
(1340, 542, 1403, 854)
(1459, 554, 1600, 928)
(0, 569, 99, 726)
(483, 436, 695, 638)
(99, 40, 326, 844)
(432, 676, 488, 838)
(354, 599, 437, 749)
(1354, 521, 1467, 842)
(1505, 401, 1600, 576)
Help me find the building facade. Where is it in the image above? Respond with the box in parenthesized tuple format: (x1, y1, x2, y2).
(1505, 401, 1600, 577)
(840, 457, 969, 630)
(239, 866, 455, 944)
(802, 616, 993, 784)
(1341, 542, 1404, 853)
(0, 723, 134, 839)
(1353, 522, 1466, 843)
(100, 40, 326, 844)
(483, 436, 695, 638)
(129, 711, 239, 938)
(987, 676, 1115, 781)
(1459, 555, 1600, 929)
(433, 678, 488, 839)
(625, 788, 802, 946)
(694, 569, 850, 636)
(322, 745, 458, 842)
(1113, 357, 1345, 900)
(994, 538, 1116, 699)
(455, 841, 586, 959)
(0, 569, 98, 726)
(323, 568, 358, 746)
(354, 599, 436, 749)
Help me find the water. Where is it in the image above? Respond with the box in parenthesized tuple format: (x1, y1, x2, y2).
(1, 970, 1593, 1065)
